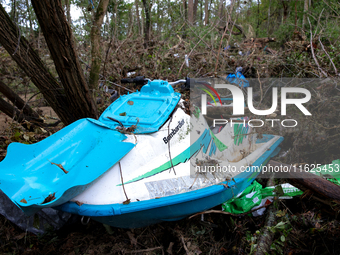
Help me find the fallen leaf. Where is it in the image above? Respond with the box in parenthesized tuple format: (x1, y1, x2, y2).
(315, 222, 321, 229)
(119, 112, 126, 116)
(14, 233, 26, 240)
(123, 199, 131, 204)
(127, 101, 134, 105)
(23, 134, 30, 141)
(42, 192, 56, 204)
(48, 160, 69, 174)
(20, 198, 27, 204)
(276, 210, 286, 217)
(75, 201, 84, 206)
(126, 231, 137, 246)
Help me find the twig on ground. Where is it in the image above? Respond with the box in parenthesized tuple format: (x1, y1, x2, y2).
(180, 235, 191, 255)
(308, 18, 328, 77)
(214, 0, 237, 73)
(123, 246, 163, 254)
(78, 57, 91, 70)
(101, 80, 134, 93)
(189, 203, 272, 219)
(185, 22, 219, 59)
(178, 26, 214, 75)
(318, 37, 338, 76)
(115, 34, 133, 54)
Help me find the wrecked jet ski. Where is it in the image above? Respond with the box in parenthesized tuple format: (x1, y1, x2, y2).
(0, 77, 283, 228)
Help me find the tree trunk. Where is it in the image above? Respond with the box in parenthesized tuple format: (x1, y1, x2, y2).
(10, 0, 16, 23)
(188, 0, 193, 24)
(295, 0, 298, 29)
(281, 0, 288, 24)
(200, 0, 203, 24)
(183, 0, 187, 23)
(89, 0, 110, 90)
(193, 0, 199, 24)
(156, 0, 160, 34)
(64, 0, 71, 24)
(218, 0, 225, 27)
(256, 0, 260, 36)
(204, 0, 209, 25)
(0, 80, 40, 119)
(135, 0, 142, 35)
(31, 0, 98, 122)
(128, 5, 134, 36)
(114, 0, 118, 39)
(25, 0, 33, 37)
(142, 0, 151, 48)
(267, 0, 271, 35)
(0, 3, 80, 125)
(302, 0, 309, 29)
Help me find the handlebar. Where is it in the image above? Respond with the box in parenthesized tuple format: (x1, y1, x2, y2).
(168, 78, 199, 90)
(168, 79, 186, 86)
(120, 77, 209, 90)
(121, 76, 148, 85)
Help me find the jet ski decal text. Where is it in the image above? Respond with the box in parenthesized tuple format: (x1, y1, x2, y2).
(163, 119, 185, 144)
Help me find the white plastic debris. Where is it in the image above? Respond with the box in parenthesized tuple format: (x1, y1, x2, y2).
(185, 54, 189, 67)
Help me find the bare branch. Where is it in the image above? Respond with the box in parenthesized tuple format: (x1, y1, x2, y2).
(307, 17, 327, 77)
(318, 37, 338, 76)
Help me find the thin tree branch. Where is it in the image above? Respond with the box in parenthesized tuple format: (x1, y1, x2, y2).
(318, 37, 338, 76)
(307, 17, 327, 77)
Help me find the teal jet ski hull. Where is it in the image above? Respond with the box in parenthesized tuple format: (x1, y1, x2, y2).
(0, 79, 180, 216)
(0, 118, 135, 215)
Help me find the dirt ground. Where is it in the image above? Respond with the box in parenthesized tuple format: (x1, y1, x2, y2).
(0, 112, 9, 132)
(0, 106, 58, 133)
(1, 196, 340, 255)
(0, 91, 59, 133)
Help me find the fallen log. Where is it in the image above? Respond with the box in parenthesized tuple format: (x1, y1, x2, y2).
(255, 176, 276, 255)
(0, 80, 41, 119)
(267, 160, 340, 205)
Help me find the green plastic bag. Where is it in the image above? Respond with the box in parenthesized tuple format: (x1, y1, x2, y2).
(309, 159, 340, 185)
(222, 181, 303, 215)
(222, 181, 263, 214)
(222, 159, 340, 216)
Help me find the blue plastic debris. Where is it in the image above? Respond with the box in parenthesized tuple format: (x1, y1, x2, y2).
(226, 67, 249, 88)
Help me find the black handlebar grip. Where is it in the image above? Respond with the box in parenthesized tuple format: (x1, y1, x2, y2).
(133, 76, 146, 84)
(121, 76, 146, 85)
(121, 78, 134, 83)
(181, 77, 195, 90)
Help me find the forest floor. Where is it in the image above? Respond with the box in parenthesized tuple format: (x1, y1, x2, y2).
(0, 106, 57, 133)
(1, 194, 340, 255)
